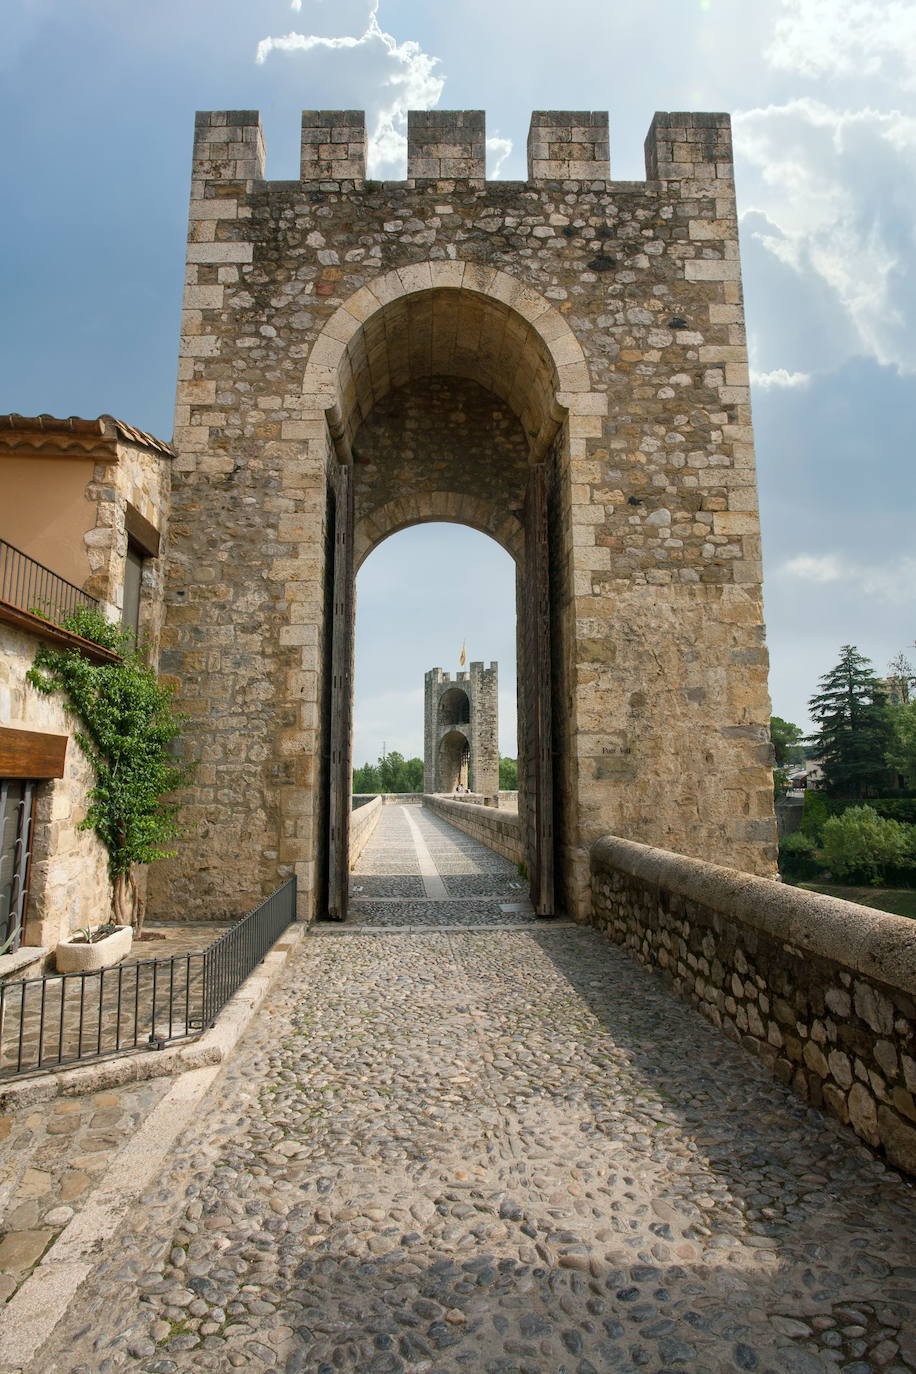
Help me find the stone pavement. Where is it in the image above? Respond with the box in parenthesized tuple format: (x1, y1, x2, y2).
(25, 807, 916, 1373)
(0, 925, 234, 1307)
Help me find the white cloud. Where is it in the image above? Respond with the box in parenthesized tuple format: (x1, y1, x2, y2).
(782, 553, 916, 602)
(735, 98, 916, 371)
(486, 136, 512, 179)
(861, 557, 916, 603)
(784, 554, 845, 583)
(256, 1, 444, 175)
(768, 0, 916, 87)
(751, 368, 810, 389)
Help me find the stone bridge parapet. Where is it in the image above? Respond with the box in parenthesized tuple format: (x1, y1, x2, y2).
(591, 835, 916, 1175)
(423, 795, 523, 867)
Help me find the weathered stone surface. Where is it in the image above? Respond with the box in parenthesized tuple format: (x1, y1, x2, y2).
(30, 809, 916, 1374)
(0, 1229, 52, 1273)
(0, 625, 111, 956)
(879, 1104, 916, 1174)
(151, 104, 776, 926)
(591, 835, 916, 1168)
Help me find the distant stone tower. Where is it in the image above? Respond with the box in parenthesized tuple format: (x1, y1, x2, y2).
(424, 662, 498, 796)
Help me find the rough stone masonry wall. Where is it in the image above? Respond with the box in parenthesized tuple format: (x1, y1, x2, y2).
(83, 439, 171, 646)
(590, 835, 916, 1176)
(155, 105, 775, 923)
(424, 795, 522, 866)
(468, 661, 499, 797)
(0, 624, 111, 957)
(353, 376, 529, 563)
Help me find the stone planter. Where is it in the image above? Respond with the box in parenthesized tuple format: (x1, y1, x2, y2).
(55, 924, 133, 974)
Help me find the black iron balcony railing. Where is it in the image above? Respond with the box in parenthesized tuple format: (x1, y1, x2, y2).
(0, 877, 297, 1080)
(0, 538, 99, 623)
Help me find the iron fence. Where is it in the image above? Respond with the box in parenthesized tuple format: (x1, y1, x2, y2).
(0, 538, 99, 623)
(0, 876, 296, 1080)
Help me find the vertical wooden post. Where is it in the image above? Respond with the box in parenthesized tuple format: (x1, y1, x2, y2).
(523, 465, 555, 915)
(326, 464, 354, 920)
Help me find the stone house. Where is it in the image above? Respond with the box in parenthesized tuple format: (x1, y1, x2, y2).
(0, 414, 172, 974)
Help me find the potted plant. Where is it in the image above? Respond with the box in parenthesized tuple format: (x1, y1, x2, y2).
(55, 921, 133, 973)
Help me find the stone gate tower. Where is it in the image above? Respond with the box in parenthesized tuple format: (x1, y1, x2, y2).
(424, 662, 498, 796)
(152, 104, 778, 924)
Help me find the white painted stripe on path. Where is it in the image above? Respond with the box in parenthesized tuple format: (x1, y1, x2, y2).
(401, 807, 450, 899)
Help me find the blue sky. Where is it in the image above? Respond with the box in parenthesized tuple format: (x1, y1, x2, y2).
(3, 0, 915, 763)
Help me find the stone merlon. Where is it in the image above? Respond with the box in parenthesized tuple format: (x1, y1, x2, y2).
(191, 108, 734, 189)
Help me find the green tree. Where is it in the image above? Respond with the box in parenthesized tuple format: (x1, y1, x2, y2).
(353, 751, 424, 793)
(352, 760, 380, 793)
(887, 699, 916, 786)
(27, 607, 193, 933)
(399, 756, 425, 791)
(886, 651, 915, 705)
(807, 645, 895, 798)
(498, 757, 518, 789)
(770, 716, 805, 766)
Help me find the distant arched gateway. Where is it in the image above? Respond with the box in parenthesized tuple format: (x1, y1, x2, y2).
(424, 664, 498, 798)
(151, 106, 776, 925)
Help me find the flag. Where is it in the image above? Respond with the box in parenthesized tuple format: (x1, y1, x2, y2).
(458, 641, 467, 667)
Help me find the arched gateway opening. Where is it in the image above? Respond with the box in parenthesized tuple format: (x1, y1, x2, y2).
(306, 266, 593, 920)
(438, 730, 471, 793)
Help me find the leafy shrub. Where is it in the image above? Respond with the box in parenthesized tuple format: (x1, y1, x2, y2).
(867, 797, 916, 826)
(28, 609, 193, 931)
(778, 830, 820, 880)
(800, 790, 832, 840)
(818, 806, 913, 884)
(802, 791, 916, 835)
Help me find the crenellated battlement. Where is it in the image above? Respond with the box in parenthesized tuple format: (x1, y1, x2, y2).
(191, 108, 733, 191)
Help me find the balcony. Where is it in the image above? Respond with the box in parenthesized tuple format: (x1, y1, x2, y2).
(0, 540, 117, 663)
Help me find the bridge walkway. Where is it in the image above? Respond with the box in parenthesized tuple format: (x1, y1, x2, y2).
(34, 805, 916, 1373)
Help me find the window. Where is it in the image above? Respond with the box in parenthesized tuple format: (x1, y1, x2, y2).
(122, 539, 144, 635)
(121, 505, 160, 639)
(0, 780, 35, 954)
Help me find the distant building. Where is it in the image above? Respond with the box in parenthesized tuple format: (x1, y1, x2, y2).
(424, 662, 498, 796)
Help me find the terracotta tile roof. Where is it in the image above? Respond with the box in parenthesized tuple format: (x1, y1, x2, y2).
(0, 413, 175, 459)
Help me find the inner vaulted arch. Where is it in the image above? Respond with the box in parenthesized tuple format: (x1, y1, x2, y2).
(310, 264, 594, 920)
(439, 688, 470, 727)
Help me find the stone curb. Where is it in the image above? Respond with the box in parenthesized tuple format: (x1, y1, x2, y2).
(0, 922, 307, 1116)
(0, 921, 308, 1371)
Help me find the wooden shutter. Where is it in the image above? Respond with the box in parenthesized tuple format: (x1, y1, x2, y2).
(522, 464, 555, 915)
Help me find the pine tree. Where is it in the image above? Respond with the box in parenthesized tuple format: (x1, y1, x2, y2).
(808, 645, 895, 798)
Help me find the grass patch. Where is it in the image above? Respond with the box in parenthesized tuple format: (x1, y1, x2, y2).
(794, 882, 916, 920)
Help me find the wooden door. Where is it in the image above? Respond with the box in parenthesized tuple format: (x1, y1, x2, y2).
(522, 464, 555, 915)
(326, 463, 354, 920)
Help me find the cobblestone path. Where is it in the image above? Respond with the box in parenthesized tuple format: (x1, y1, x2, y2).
(37, 807, 916, 1374)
